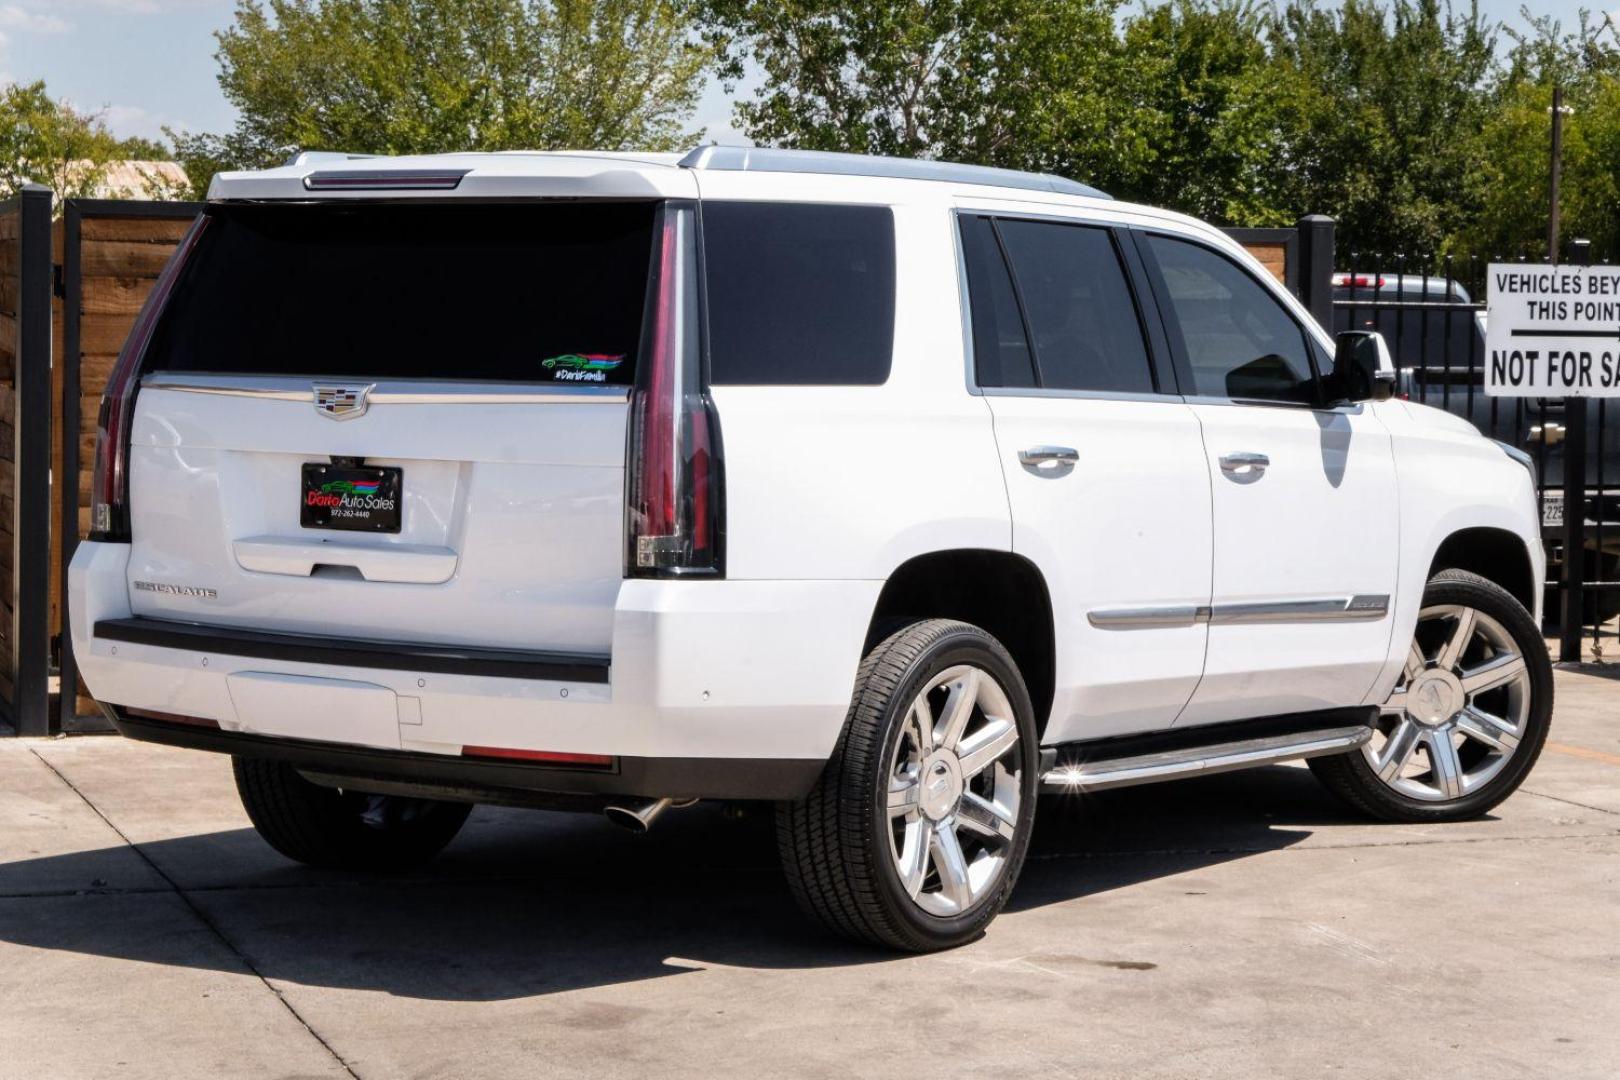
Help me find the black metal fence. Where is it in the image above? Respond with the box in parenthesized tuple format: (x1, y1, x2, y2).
(1336, 249, 1618, 660)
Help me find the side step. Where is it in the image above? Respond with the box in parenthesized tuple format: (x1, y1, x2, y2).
(1039, 706, 1377, 793)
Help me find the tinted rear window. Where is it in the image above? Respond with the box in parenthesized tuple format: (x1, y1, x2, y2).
(702, 202, 895, 385)
(144, 202, 656, 385)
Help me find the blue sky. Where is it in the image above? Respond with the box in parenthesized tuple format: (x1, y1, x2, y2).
(1, 1, 1610, 146)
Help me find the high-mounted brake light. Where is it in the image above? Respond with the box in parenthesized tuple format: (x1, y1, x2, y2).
(1333, 273, 1385, 290)
(302, 169, 469, 191)
(625, 204, 724, 577)
(90, 214, 210, 542)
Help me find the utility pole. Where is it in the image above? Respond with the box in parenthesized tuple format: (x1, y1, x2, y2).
(1551, 84, 1587, 662)
(1548, 84, 1564, 262)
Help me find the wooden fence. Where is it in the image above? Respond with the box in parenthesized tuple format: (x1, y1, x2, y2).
(55, 201, 202, 728)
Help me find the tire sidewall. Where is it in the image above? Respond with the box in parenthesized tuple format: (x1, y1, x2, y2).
(1346, 572, 1553, 820)
(858, 625, 1039, 949)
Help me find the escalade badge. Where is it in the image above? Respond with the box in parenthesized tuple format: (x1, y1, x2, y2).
(313, 383, 374, 420)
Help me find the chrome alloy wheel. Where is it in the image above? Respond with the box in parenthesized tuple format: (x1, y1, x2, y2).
(885, 664, 1023, 917)
(1367, 603, 1532, 802)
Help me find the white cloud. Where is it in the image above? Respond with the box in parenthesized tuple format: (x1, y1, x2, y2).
(101, 102, 181, 141)
(0, 5, 74, 33)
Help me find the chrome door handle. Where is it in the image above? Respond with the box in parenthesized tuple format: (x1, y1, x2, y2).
(1018, 446, 1079, 468)
(1219, 451, 1270, 473)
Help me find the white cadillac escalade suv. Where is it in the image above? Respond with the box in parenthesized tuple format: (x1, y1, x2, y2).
(70, 147, 1551, 951)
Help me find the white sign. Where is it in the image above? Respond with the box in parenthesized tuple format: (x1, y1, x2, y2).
(1486, 262, 1620, 396)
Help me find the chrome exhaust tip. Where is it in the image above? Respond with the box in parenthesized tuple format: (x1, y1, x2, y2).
(603, 797, 695, 833)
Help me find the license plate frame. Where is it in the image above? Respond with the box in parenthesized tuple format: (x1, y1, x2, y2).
(301, 463, 403, 534)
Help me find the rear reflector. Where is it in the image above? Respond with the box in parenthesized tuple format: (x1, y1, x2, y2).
(303, 169, 468, 191)
(460, 746, 614, 768)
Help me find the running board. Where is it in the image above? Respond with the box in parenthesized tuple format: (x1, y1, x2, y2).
(1039, 707, 1377, 793)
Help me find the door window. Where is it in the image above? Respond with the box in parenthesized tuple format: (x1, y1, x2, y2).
(996, 220, 1155, 394)
(959, 215, 1035, 388)
(1146, 234, 1318, 404)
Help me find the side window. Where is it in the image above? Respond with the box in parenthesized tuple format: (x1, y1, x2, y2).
(1145, 234, 1318, 404)
(702, 202, 895, 385)
(958, 215, 1035, 388)
(994, 219, 1156, 394)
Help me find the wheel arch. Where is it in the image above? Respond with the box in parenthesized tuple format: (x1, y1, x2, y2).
(1428, 527, 1539, 616)
(865, 549, 1056, 739)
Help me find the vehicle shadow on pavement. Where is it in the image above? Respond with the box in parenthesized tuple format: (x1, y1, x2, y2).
(0, 764, 1366, 1000)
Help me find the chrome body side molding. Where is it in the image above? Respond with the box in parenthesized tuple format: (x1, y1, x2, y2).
(1088, 594, 1390, 629)
(1086, 605, 1205, 629)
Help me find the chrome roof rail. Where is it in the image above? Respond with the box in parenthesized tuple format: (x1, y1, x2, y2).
(678, 145, 1109, 199)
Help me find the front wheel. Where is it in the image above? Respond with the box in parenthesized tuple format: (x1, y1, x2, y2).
(1309, 569, 1553, 823)
(777, 619, 1039, 952)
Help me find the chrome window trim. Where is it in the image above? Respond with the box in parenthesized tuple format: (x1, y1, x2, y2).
(952, 210, 982, 398)
(1089, 594, 1389, 629)
(140, 372, 630, 405)
(983, 386, 1176, 405)
(1182, 393, 1367, 417)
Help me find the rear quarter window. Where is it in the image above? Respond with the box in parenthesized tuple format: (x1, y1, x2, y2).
(701, 202, 896, 385)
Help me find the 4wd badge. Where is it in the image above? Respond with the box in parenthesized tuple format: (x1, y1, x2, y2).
(313, 383, 374, 420)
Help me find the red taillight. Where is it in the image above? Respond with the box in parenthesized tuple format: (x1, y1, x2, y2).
(90, 215, 210, 542)
(626, 204, 723, 577)
(1333, 273, 1385, 290)
(460, 746, 614, 767)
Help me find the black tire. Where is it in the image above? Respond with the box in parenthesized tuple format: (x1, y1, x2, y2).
(776, 619, 1039, 952)
(1309, 569, 1553, 823)
(233, 756, 472, 871)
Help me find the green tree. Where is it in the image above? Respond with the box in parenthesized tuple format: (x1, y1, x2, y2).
(0, 81, 164, 202)
(1267, 0, 1498, 257)
(1109, 0, 1293, 225)
(700, 0, 1130, 176)
(177, 0, 712, 198)
(1462, 11, 1620, 259)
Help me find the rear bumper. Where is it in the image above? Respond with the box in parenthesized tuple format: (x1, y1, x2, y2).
(105, 708, 823, 800)
(71, 540, 880, 794)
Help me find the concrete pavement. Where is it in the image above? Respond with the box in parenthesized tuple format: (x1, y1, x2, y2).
(2, 668, 1617, 1079)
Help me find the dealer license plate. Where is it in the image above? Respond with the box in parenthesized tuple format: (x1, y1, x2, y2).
(301, 463, 403, 533)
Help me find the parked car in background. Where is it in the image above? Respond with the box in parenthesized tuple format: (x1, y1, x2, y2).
(71, 148, 1553, 951)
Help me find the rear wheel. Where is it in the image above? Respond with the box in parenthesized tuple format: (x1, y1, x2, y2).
(1309, 569, 1553, 822)
(233, 757, 471, 870)
(777, 619, 1038, 951)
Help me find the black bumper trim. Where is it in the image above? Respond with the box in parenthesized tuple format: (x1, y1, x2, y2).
(106, 709, 824, 801)
(94, 616, 611, 684)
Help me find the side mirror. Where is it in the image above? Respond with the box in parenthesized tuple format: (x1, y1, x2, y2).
(1329, 331, 1397, 403)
